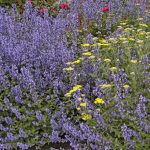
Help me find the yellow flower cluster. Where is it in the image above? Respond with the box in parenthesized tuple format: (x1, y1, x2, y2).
(100, 84, 112, 89)
(81, 43, 90, 47)
(120, 22, 127, 26)
(92, 43, 110, 47)
(123, 85, 130, 89)
(63, 67, 74, 71)
(110, 67, 117, 72)
(119, 37, 128, 41)
(128, 38, 135, 41)
(94, 98, 105, 104)
(82, 52, 92, 56)
(136, 40, 144, 44)
(65, 85, 82, 97)
(80, 102, 86, 107)
(124, 28, 132, 32)
(66, 59, 81, 65)
(139, 24, 148, 28)
(104, 58, 111, 63)
(76, 107, 81, 111)
(130, 60, 137, 63)
(138, 31, 146, 36)
(81, 113, 92, 120)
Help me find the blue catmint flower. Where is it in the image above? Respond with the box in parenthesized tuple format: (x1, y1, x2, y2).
(3, 97, 12, 108)
(19, 129, 28, 138)
(50, 116, 59, 130)
(17, 142, 29, 150)
(4, 117, 13, 125)
(39, 141, 46, 145)
(6, 132, 16, 142)
(36, 111, 43, 121)
(15, 96, 25, 104)
(50, 130, 61, 142)
(43, 133, 49, 138)
(11, 108, 22, 119)
(45, 108, 51, 116)
(45, 95, 50, 100)
(11, 85, 22, 96)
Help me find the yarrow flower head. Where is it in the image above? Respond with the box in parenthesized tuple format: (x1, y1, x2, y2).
(100, 84, 112, 89)
(110, 67, 117, 72)
(81, 113, 92, 120)
(80, 102, 86, 107)
(94, 98, 105, 104)
(104, 58, 111, 63)
(97, 43, 110, 47)
(76, 107, 81, 111)
(63, 67, 74, 71)
(130, 60, 137, 63)
(139, 24, 148, 28)
(123, 84, 130, 89)
(65, 85, 82, 97)
(81, 43, 90, 47)
(82, 52, 92, 56)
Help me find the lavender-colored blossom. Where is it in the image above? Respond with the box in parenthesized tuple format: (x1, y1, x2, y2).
(11, 108, 22, 119)
(6, 132, 16, 142)
(43, 133, 49, 138)
(32, 121, 38, 126)
(4, 117, 13, 125)
(3, 97, 12, 108)
(50, 130, 61, 142)
(17, 142, 29, 150)
(45, 95, 50, 100)
(39, 141, 46, 145)
(11, 85, 22, 96)
(19, 129, 28, 138)
(45, 108, 51, 116)
(15, 96, 25, 104)
(121, 124, 141, 144)
(36, 111, 43, 121)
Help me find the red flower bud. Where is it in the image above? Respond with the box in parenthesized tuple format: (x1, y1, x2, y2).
(59, 2, 70, 10)
(39, 8, 45, 13)
(101, 6, 109, 12)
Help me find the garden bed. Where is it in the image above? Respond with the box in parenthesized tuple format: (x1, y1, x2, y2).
(0, 0, 150, 150)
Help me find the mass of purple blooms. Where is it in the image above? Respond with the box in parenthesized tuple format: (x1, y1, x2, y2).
(0, 0, 150, 150)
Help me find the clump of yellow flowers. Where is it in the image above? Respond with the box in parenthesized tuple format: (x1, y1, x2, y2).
(110, 67, 117, 72)
(81, 113, 92, 120)
(82, 52, 92, 56)
(63, 67, 74, 71)
(66, 59, 81, 65)
(104, 58, 111, 63)
(100, 84, 112, 89)
(94, 98, 105, 104)
(81, 43, 90, 47)
(123, 85, 130, 89)
(65, 85, 83, 97)
(130, 60, 137, 63)
(80, 102, 86, 107)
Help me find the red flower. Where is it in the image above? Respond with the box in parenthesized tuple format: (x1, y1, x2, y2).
(101, 6, 109, 12)
(59, 2, 70, 10)
(39, 8, 45, 13)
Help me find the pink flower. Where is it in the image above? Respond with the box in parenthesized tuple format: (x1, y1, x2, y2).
(39, 8, 45, 13)
(59, 2, 70, 10)
(101, 6, 109, 12)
